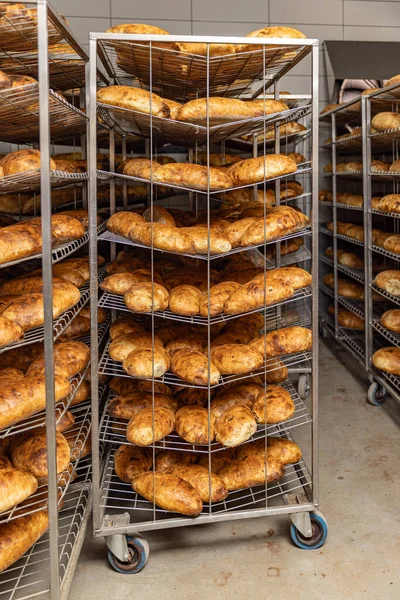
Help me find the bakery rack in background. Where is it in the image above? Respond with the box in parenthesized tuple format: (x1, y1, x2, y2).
(89, 31, 323, 569)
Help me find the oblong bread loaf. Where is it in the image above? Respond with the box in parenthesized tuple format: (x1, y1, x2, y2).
(224, 276, 294, 315)
(132, 472, 203, 516)
(114, 445, 153, 483)
(217, 454, 285, 490)
(175, 97, 252, 125)
(199, 281, 240, 317)
(249, 326, 312, 357)
(371, 346, 400, 375)
(210, 343, 263, 375)
(27, 340, 90, 379)
(380, 309, 400, 333)
(252, 385, 295, 423)
(107, 211, 146, 238)
(109, 333, 163, 362)
(107, 392, 177, 420)
(10, 431, 70, 480)
(240, 206, 308, 246)
(0, 468, 38, 513)
(236, 436, 302, 465)
(155, 450, 196, 473)
(228, 154, 297, 186)
(0, 510, 49, 573)
(122, 346, 171, 379)
(167, 463, 228, 503)
(126, 406, 175, 446)
(170, 349, 220, 385)
(97, 85, 169, 117)
(371, 111, 400, 132)
(0, 316, 23, 348)
(175, 405, 215, 444)
(124, 282, 169, 312)
(153, 163, 232, 191)
(214, 405, 257, 447)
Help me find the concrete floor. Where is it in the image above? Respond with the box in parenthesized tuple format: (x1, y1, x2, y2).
(70, 341, 400, 600)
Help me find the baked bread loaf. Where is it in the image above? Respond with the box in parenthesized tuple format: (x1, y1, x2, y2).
(122, 346, 171, 379)
(372, 347, 400, 375)
(238, 25, 306, 53)
(218, 454, 285, 490)
(196, 448, 236, 474)
(166, 332, 206, 354)
(109, 332, 163, 362)
(176, 42, 236, 56)
(126, 406, 175, 446)
(255, 266, 311, 290)
(223, 276, 294, 315)
(107, 392, 177, 420)
(384, 235, 400, 255)
(175, 97, 253, 125)
(153, 163, 232, 191)
(236, 436, 302, 465)
(124, 282, 169, 312)
(107, 211, 146, 238)
(60, 307, 107, 340)
(178, 226, 231, 254)
(214, 405, 257, 447)
(142, 205, 176, 226)
(27, 340, 90, 379)
(123, 158, 159, 180)
(385, 74, 400, 87)
(0, 149, 56, 176)
(175, 405, 215, 444)
(380, 309, 400, 333)
(210, 344, 264, 375)
(170, 349, 220, 385)
(70, 379, 91, 406)
(325, 247, 364, 270)
(328, 306, 364, 330)
(371, 160, 390, 173)
(0, 316, 24, 348)
(0, 510, 49, 573)
(246, 98, 289, 117)
(252, 385, 295, 423)
(0, 468, 38, 513)
(155, 450, 196, 473)
(132, 472, 203, 516)
(199, 281, 240, 317)
(375, 270, 400, 296)
(114, 445, 152, 483)
(167, 463, 228, 502)
(240, 206, 308, 246)
(210, 382, 262, 418)
(10, 431, 70, 481)
(249, 326, 312, 357)
(389, 160, 400, 173)
(97, 86, 169, 117)
(371, 112, 400, 132)
(168, 285, 202, 316)
(228, 155, 297, 186)
(377, 194, 400, 213)
(109, 317, 145, 340)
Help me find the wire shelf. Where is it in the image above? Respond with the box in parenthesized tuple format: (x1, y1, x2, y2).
(338, 328, 365, 360)
(319, 225, 332, 237)
(336, 202, 363, 212)
(0, 85, 87, 143)
(0, 403, 91, 526)
(0, 170, 87, 194)
(319, 282, 365, 319)
(371, 244, 400, 262)
(319, 254, 364, 283)
(98, 38, 312, 103)
(0, 320, 109, 441)
(98, 336, 312, 390)
(372, 319, 400, 348)
(0, 268, 106, 355)
(0, 457, 92, 600)
(99, 376, 311, 452)
(98, 226, 311, 262)
(371, 282, 400, 308)
(225, 128, 310, 152)
(318, 226, 364, 248)
(98, 103, 310, 148)
(372, 335, 400, 398)
(371, 208, 400, 220)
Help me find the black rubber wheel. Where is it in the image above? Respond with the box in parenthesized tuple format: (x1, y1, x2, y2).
(108, 537, 148, 574)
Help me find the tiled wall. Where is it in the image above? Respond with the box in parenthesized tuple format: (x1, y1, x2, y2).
(51, 0, 400, 108)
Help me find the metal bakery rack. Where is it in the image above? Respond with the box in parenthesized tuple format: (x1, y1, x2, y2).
(89, 32, 325, 572)
(0, 1, 104, 598)
(319, 80, 400, 407)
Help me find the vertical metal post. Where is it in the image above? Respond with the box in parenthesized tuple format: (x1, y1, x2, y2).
(89, 35, 101, 533)
(331, 112, 339, 341)
(122, 135, 128, 210)
(311, 43, 319, 507)
(362, 94, 373, 372)
(37, 1, 60, 597)
(81, 82, 87, 210)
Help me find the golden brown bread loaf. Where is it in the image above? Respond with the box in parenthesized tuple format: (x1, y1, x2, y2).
(380, 309, 400, 333)
(383, 235, 400, 255)
(254, 266, 311, 290)
(210, 344, 264, 375)
(325, 247, 364, 270)
(236, 436, 302, 465)
(196, 448, 236, 473)
(114, 445, 152, 483)
(124, 282, 169, 312)
(0, 149, 56, 176)
(176, 41, 235, 56)
(199, 281, 240, 317)
(122, 345, 171, 379)
(377, 194, 400, 213)
(142, 205, 176, 226)
(196, 152, 242, 167)
(0, 468, 38, 513)
(210, 383, 262, 418)
(246, 98, 289, 117)
(238, 25, 306, 53)
(218, 454, 285, 490)
(175, 405, 215, 444)
(1, 281, 81, 331)
(240, 206, 308, 246)
(249, 326, 312, 357)
(374, 270, 400, 296)
(132, 472, 203, 516)
(175, 97, 252, 125)
(265, 360, 289, 384)
(0, 374, 71, 430)
(97, 85, 169, 117)
(27, 340, 90, 379)
(167, 463, 228, 503)
(0, 510, 49, 573)
(155, 450, 196, 472)
(211, 326, 255, 347)
(175, 387, 209, 407)
(224, 218, 258, 248)
(214, 405, 257, 447)
(228, 154, 297, 186)
(107, 392, 177, 420)
(168, 285, 202, 316)
(166, 332, 206, 354)
(55, 410, 75, 433)
(371, 112, 400, 132)
(126, 406, 175, 446)
(328, 306, 364, 330)
(223, 276, 294, 315)
(170, 349, 220, 385)
(109, 317, 145, 340)
(179, 226, 231, 255)
(389, 161, 400, 173)
(152, 163, 232, 191)
(107, 211, 146, 238)
(372, 347, 400, 375)
(0, 453, 11, 470)
(0, 275, 63, 296)
(60, 307, 107, 340)
(109, 332, 163, 362)
(123, 158, 159, 180)
(70, 379, 91, 406)
(0, 315, 23, 347)
(10, 431, 70, 480)
(252, 385, 295, 423)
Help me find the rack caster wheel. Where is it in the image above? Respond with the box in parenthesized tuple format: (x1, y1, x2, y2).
(290, 512, 328, 550)
(367, 382, 388, 406)
(298, 374, 311, 399)
(108, 535, 149, 574)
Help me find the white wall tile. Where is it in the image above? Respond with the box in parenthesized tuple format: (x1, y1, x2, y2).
(66, 17, 111, 44)
(110, 18, 192, 34)
(344, 1, 400, 26)
(192, 21, 265, 36)
(111, 0, 191, 21)
(50, 0, 110, 18)
(192, 0, 270, 23)
(344, 25, 400, 41)
(272, 24, 343, 41)
(270, 0, 342, 26)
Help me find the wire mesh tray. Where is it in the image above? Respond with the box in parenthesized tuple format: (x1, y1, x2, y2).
(225, 128, 310, 152)
(336, 202, 363, 212)
(338, 328, 365, 361)
(371, 208, 400, 220)
(319, 225, 332, 237)
(0, 457, 92, 600)
(371, 282, 400, 307)
(98, 39, 312, 102)
(97, 103, 310, 147)
(319, 253, 364, 284)
(0, 268, 106, 355)
(319, 282, 365, 319)
(98, 224, 311, 262)
(371, 244, 400, 262)
(98, 337, 312, 390)
(0, 84, 87, 143)
(98, 285, 312, 326)
(372, 319, 400, 348)
(0, 320, 109, 441)
(0, 169, 87, 193)
(0, 403, 91, 526)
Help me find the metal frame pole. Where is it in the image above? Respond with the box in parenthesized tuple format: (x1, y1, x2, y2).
(362, 93, 373, 373)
